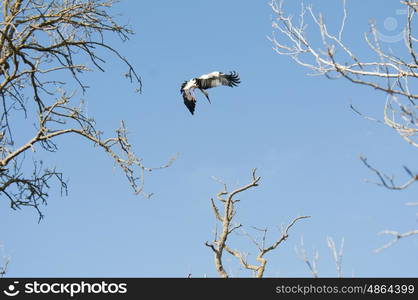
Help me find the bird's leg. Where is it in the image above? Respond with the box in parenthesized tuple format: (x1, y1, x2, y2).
(199, 88, 211, 104)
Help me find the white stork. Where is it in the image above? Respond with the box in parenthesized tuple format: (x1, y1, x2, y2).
(180, 71, 240, 115)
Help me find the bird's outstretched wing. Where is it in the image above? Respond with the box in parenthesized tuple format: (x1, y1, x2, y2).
(197, 71, 240, 90)
(182, 89, 196, 115)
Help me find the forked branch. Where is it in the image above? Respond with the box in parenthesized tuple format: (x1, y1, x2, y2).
(205, 169, 310, 277)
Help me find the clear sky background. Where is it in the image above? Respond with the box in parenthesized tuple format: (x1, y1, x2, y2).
(1, 0, 418, 277)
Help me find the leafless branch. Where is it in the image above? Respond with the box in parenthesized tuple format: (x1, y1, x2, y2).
(0, 243, 9, 277)
(0, 258, 9, 277)
(270, 0, 418, 254)
(375, 229, 418, 253)
(0, 0, 173, 220)
(360, 156, 418, 190)
(327, 237, 344, 278)
(269, 0, 418, 148)
(205, 169, 310, 277)
(295, 237, 319, 278)
(205, 169, 261, 278)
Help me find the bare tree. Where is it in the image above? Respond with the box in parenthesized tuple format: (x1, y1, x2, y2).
(0, 0, 175, 222)
(205, 169, 310, 278)
(270, 0, 418, 251)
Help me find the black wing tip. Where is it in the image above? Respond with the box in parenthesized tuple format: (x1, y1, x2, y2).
(182, 94, 196, 115)
(226, 71, 240, 87)
(185, 102, 195, 115)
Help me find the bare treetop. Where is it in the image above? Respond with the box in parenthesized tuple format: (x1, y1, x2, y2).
(269, 0, 418, 148)
(270, 0, 418, 252)
(0, 0, 174, 222)
(1, 0, 141, 100)
(206, 169, 310, 277)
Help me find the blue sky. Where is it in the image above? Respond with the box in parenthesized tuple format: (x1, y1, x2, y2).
(2, 0, 418, 277)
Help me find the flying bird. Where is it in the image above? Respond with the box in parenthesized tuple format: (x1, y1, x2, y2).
(180, 71, 240, 115)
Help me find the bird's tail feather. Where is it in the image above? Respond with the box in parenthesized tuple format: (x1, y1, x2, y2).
(226, 71, 240, 87)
